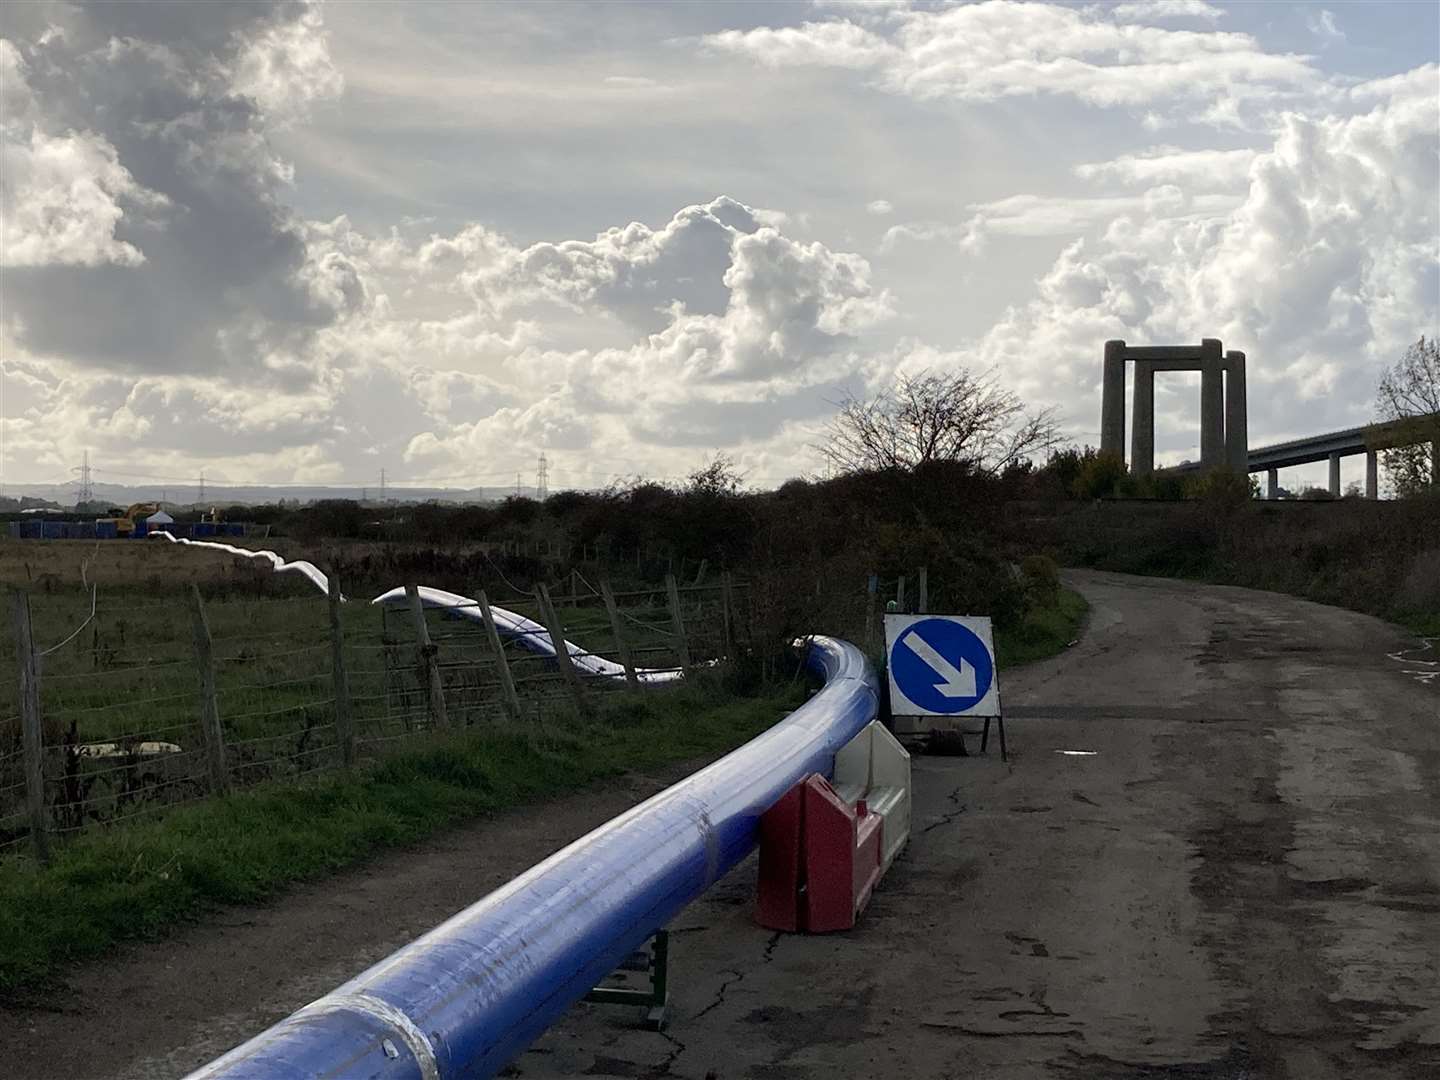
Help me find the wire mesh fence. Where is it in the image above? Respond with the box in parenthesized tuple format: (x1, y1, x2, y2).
(0, 574, 754, 862)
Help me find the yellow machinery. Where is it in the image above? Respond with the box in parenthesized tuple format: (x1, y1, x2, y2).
(101, 502, 160, 538)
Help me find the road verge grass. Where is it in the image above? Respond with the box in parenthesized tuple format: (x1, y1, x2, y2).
(994, 586, 1089, 670)
(0, 678, 803, 997)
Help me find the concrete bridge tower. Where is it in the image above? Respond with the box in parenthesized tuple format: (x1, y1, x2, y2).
(1100, 339, 1248, 475)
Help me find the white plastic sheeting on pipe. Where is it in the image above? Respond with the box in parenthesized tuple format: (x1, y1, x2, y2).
(372, 586, 683, 684)
(148, 532, 684, 683)
(150, 531, 332, 593)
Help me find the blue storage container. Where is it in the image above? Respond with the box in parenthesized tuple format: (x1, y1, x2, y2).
(95, 520, 118, 539)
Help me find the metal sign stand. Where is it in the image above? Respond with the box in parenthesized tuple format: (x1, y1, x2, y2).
(979, 714, 1008, 762)
(585, 928, 670, 1030)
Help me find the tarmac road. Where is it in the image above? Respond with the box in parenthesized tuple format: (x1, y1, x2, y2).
(522, 570, 1439, 1080)
(4, 571, 1436, 1079)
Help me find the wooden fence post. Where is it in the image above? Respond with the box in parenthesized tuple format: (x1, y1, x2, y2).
(188, 586, 230, 796)
(864, 573, 878, 647)
(918, 566, 929, 614)
(536, 584, 589, 714)
(720, 572, 735, 658)
(327, 574, 356, 767)
(404, 584, 451, 730)
(476, 589, 522, 719)
(11, 590, 50, 864)
(599, 580, 640, 691)
(665, 574, 692, 669)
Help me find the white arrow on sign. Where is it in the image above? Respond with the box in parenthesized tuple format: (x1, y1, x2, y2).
(901, 628, 977, 698)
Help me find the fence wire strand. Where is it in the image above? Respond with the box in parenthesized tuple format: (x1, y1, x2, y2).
(2, 576, 749, 861)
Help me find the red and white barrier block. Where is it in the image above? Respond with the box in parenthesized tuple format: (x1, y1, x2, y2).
(755, 720, 911, 932)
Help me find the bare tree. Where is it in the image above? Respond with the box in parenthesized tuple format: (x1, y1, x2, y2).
(1375, 336, 1440, 495)
(816, 368, 1059, 476)
(686, 452, 745, 496)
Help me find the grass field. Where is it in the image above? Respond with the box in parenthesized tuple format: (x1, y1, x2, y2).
(0, 545, 716, 848)
(0, 537, 287, 593)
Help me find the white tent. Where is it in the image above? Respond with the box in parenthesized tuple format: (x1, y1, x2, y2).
(145, 510, 174, 525)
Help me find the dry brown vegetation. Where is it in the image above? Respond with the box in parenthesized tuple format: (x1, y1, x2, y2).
(0, 539, 289, 594)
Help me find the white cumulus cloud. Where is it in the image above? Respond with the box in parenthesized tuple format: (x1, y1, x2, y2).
(0, 40, 167, 268)
(705, 1, 1322, 124)
(1073, 146, 1258, 189)
(1110, 1, 1225, 22)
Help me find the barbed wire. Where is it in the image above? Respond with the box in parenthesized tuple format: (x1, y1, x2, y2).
(37, 581, 98, 658)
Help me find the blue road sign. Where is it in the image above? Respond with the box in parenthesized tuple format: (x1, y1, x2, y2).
(888, 616, 996, 716)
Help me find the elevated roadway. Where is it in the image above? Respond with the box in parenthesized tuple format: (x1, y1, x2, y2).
(1167, 413, 1440, 497)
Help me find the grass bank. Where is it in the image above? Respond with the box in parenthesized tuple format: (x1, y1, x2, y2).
(1009, 496, 1440, 638)
(994, 587, 1089, 670)
(0, 679, 802, 997)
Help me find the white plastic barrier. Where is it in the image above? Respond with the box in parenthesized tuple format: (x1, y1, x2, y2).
(831, 720, 912, 872)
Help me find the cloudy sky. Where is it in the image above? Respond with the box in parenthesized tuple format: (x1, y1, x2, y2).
(2, 0, 1436, 496)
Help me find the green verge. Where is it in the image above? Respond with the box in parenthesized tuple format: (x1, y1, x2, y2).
(1397, 612, 1440, 638)
(993, 586, 1089, 671)
(0, 679, 804, 997)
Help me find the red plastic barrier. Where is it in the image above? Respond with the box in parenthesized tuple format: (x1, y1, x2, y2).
(755, 774, 883, 933)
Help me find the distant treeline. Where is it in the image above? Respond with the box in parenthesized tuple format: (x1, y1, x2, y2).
(11, 450, 1434, 635)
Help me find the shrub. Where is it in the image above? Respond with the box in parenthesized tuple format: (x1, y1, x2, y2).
(1396, 549, 1440, 622)
(1019, 553, 1061, 608)
(1182, 467, 1253, 505)
(1071, 451, 1128, 499)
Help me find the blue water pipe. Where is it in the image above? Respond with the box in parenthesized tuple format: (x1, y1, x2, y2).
(187, 635, 878, 1079)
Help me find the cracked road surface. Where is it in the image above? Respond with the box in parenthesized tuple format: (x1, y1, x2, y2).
(518, 571, 1439, 1079)
(4, 572, 1437, 1079)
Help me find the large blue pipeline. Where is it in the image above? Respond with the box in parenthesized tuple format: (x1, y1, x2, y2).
(186, 635, 877, 1079)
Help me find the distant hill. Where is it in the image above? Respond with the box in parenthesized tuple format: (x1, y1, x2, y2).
(1, 481, 529, 510)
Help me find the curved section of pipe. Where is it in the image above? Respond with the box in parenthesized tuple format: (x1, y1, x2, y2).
(371, 585, 683, 684)
(150, 533, 683, 682)
(150, 531, 332, 593)
(187, 636, 878, 1080)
